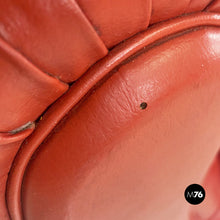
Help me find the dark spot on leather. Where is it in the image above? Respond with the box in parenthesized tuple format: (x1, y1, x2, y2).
(140, 102, 147, 110)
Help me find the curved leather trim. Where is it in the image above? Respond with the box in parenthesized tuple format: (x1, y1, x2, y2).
(6, 12, 220, 220)
(0, 125, 35, 180)
(0, 126, 34, 220)
(0, 126, 34, 148)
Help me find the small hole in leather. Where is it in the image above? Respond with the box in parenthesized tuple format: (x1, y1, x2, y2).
(140, 102, 147, 110)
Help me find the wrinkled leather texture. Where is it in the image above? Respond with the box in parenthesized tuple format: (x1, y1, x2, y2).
(21, 27, 220, 220)
(0, 1, 220, 220)
(0, 0, 108, 82)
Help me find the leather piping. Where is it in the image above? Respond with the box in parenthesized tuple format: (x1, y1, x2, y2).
(0, 127, 34, 146)
(6, 12, 220, 220)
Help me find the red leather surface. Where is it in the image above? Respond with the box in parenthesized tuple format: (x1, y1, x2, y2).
(6, 13, 220, 220)
(0, 1, 219, 220)
(206, 0, 220, 13)
(0, 127, 34, 220)
(150, 0, 212, 24)
(0, 37, 68, 132)
(0, 0, 108, 82)
(0, 175, 9, 220)
(76, 0, 152, 48)
(20, 27, 220, 220)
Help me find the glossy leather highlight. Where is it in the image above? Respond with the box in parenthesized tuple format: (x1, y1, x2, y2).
(0, 1, 219, 220)
(21, 27, 220, 220)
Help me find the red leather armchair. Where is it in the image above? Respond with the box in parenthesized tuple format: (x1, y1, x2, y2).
(0, 1, 220, 219)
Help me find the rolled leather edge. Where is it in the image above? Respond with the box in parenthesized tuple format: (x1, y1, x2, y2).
(0, 125, 34, 220)
(5, 12, 220, 220)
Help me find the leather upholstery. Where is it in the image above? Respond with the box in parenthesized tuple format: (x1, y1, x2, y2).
(0, 0, 108, 82)
(22, 26, 220, 220)
(0, 1, 220, 219)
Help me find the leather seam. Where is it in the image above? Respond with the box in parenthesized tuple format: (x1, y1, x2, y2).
(5, 12, 220, 220)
